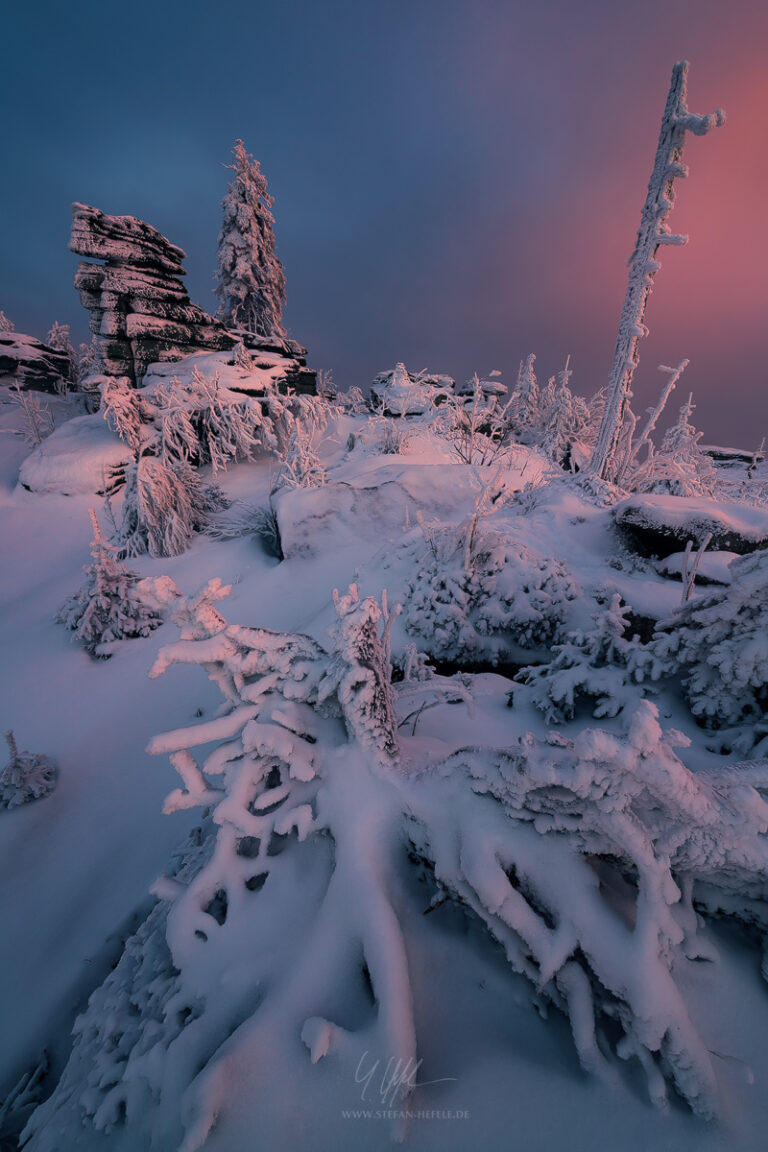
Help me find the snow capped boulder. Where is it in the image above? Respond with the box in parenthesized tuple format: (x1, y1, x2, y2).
(370, 362, 453, 414)
(455, 374, 506, 399)
(614, 494, 768, 558)
(0, 331, 71, 393)
(655, 549, 738, 586)
(18, 414, 132, 495)
(70, 203, 235, 385)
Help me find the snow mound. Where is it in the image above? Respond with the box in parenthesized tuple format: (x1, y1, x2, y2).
(273, 455, 545, 558)
(18, 414, 132, 495)
(614, 494, 768, 558)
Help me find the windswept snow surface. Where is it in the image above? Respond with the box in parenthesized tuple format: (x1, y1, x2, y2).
(2, 383, 768, 1152)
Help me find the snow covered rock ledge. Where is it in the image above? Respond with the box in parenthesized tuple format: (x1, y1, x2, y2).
(614, 494, 768, 558)
(0, 332, 71, 393)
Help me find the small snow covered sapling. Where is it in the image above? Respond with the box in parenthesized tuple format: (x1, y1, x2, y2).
(57, 509, 162, 656)
(319, 585, 400, 762)
(46, 322, 77, 389)
(8, 381, 55, 447)
(648, 547, 768, 752)
(516, 591, 649, 722)
(232, 340, 254, 375)
(272, 407, 327, 490)
(0, 731, 57, 810)
(404, 481, 579, 664)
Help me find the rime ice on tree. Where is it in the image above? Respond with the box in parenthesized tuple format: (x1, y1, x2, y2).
(1, 731, 57, 810)
(590, 62, 724, 483)
(215, 140, 287, 340)
(57, 509, 163, 653)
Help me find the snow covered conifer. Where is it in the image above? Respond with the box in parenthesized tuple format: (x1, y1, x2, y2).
(517, 592, 648, 722)
(648, 547, 768, 751)
(1, 731, 57, 810)
(57, 509, 162, 656)
(512, 353, 540, 442)
(653, 393, 717, 496)
(0, 310, 15, 332)
(319, 586, 399, 763)
(215, 140, 287, 340)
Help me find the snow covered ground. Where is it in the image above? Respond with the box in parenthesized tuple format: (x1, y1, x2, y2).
(2, 376, 768, 1152)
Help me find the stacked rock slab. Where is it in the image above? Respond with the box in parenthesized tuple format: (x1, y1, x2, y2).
(70, 203, 235, 385)
(0, 332, 71, 392)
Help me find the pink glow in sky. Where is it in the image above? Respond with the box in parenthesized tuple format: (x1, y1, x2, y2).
(3, 0, 766, 445)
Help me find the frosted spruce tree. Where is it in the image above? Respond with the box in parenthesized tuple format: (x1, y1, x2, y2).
(1, 731, 57, 810)
(57, 509, 162, 655)
(590, 62, 724, 483)
(214, 140, 287, 340)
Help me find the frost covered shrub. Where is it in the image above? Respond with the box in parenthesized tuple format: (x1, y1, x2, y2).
(505, 354, 600, 467)
(119, 455, 224, 559)
(272, 407, 327, 490)
(404, 521, 579, 662)
(516, 592, 650, 722)
(154, 367, 280, 473)
(627, 394, 718, 498)
(1, 731, 57, 810)
(100, 376, 148, 454)
(8, 381, 55, 447)
(46, 322, 76, 388)
(203, 499, 282, 556)
(432, 378, 514, 466)
(58, 510, 162, 655)
(320, 586, 399, 761)
(648, 548, 768, 751)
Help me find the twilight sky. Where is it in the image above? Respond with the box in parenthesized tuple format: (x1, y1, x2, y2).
(2, 0, 766, 445)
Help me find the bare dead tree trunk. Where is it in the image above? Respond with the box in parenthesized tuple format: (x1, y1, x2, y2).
(590, 62, 724, 483)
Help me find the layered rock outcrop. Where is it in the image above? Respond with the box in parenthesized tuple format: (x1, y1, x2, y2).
(0, 332, 71, 392)
(70, 203, 235, 385)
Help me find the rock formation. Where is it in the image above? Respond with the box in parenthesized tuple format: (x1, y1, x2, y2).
(0, 332, 71, 392)
(70, 203, 316, 393)
(70, 203, 235, 385)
